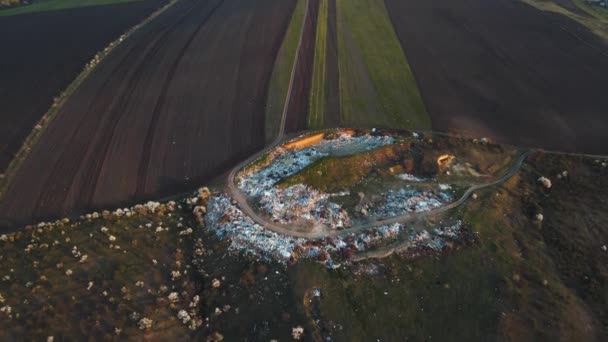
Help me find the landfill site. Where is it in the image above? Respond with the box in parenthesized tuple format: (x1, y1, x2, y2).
(206, 129, 522, 265)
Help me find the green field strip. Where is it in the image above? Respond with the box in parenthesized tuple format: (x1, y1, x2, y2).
(522, 0, 608, 40)
(573, 0, 608, 22)
(264, 0, 306, 142)
(336, 0, 430, 129)
(0, 0, 142, 16)
(308, 0, 329, 129)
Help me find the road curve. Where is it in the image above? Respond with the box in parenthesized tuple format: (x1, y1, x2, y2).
(226, 135, 530, 239)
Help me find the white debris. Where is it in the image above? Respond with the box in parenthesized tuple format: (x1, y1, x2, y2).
(537, 177, 552, 189)
(167, 292, 179, 303)
(238, 133, 395, 198)
(602, 245, 607, 252)
(211, 278, 221, 289)
(207, 193, 465, 265)
(535, 213, 544, 222)
(177, 310, 191, 324)
(0, 235, 8, 242)
(258, 184, 350, 229)
(65, 269, 73, 276)
(138, 317, 153, 330)
(108, 235, 116, 242)
(396, 173, 423, 182)
(292, 326, 305, 340)
(87, 282, 94, 291)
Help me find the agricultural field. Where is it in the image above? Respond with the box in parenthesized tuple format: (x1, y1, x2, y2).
(264, 0, 306, 141)
(284, 0, 319, 133)
(385, 0, 608, 154)
(0, 0, 296, 228)
(0, 0, 167, 171)
(0, 0, 142, 16)
(299, 0, 429, 131)
(335, 0, 428, 129)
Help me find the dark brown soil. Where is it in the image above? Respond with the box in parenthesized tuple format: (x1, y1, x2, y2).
(0, 0, 167, 171)
(385, 0, 608, 154)
(0, 0, 296, 228)
(324, 0, 340, 127)
(285, 0, 319, 133)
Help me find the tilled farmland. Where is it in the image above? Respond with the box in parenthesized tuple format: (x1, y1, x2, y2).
(285, 0, 319, 133)
(385, 0, 608, 154)
(0, 0, 296, 228)
(0, 0, 167, 171)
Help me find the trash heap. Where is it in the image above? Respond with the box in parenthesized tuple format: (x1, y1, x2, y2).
(238, 133, 395, 228)
(360, 186, 454, 219)
(259, 184, 350, 228)
(206, 194, 465, 266)
(238, 133, 395, 198)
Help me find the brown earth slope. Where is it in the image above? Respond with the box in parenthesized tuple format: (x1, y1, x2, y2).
(385, 0, 608, 154)
(0, 0, 296, 228)
(0, 0, 167, 171)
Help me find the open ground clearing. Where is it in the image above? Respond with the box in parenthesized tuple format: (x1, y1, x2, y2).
(0, 0, 295, 228)
(385, 0, 608, 154)
(0, 0, 167, 171)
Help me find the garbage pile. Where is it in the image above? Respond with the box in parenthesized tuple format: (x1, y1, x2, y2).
(206, 194, 465, 266)
(237, 133, 395, 228)
(259, 184, 350, 229)
(360, 186, 454, 219)
(238, 133, 395, 198)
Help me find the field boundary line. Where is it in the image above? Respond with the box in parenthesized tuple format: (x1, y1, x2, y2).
(0, 0, 180, 201)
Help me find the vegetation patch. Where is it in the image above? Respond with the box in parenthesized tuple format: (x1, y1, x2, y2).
(336, 0, 429, 128)
(280, 143, 411, 192)
(308, 0, 329, 128)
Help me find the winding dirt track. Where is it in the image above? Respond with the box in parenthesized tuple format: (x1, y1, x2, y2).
(227, 146, 530, 239)
(0, 0, 296, 228)
(385, 0, 608, 154)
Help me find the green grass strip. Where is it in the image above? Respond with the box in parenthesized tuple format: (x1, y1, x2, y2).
(0, 0, 142, 16)
(264, 0, 306, 142)
(308, 0, 329, 128)
(336, 0, 429, 129)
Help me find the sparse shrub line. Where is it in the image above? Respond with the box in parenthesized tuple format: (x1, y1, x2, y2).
(0, 0, 179, 201)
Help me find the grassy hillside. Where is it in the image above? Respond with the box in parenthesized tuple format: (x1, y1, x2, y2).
(0, 0, 141, 16)
(336, 0, 429, 129)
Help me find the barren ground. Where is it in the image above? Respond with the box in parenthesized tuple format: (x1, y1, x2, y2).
(0, 0, 295, 228)
(0, 0, 167, 170)
(385, 0, 608, 153)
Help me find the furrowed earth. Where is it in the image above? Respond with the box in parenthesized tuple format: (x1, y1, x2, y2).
(0, 0, 168, 170)
(385, 0, 608, 153)
(0, 0, 296, 228)
(0, 131, 606, 340)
